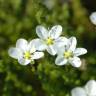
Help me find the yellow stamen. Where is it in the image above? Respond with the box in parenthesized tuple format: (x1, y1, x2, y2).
(46, 37, 54, 45)
(64, 51, 73, 59)
(24, 51, 31, 59)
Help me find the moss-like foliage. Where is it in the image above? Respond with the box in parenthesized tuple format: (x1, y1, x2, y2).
(0, 0, 96, 96)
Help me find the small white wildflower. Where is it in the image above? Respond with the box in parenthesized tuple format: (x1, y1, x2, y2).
(35, 25, 68, 56)
(71, 80, 96, 96)
(43, 0, 55, 10)
(8, 39, 44, 65)
(90, 12, 96, 25)
(55, 37, 87, 67)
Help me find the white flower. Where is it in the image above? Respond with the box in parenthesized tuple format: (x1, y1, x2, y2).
(90, 12, 96, 25)
(8, 39, 44, 65)
(35, 25, 68, 55)
(55, 37, 87, 67)
(43, 0, 55, 10)
(71, 80, 96, 96)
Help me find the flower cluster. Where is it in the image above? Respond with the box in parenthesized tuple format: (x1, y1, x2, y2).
(8, 25, 87, 67)
(71, 80, 96, 96)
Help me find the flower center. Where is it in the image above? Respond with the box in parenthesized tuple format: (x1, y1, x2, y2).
(24, 51, 31, 59)
(64, 51, 73, 59)
(46, 37, 54, 45)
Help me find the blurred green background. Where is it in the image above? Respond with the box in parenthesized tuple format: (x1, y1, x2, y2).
(0, 0, 96, 96)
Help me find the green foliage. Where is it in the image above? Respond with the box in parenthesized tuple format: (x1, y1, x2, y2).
(0, 0, 96, 96)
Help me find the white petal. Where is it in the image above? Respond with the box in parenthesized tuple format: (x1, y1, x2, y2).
(84, 80, 96, 96)
(71, 87, 86, 96)
(29, 39, 47, 51)
(43, 0, 55, 10)
(55, 45, 65, 55)
(18, 58, 31, 65)
(36, 25, 48, 39)
(54, 37, 68, 55)
(49, 25, 62, 39)
(67, 37, 77, 52)
(69, 57, 81, 67)
(46, 45, 57, 55)
(55, 55, 67, 66)
(8, 47, 22, 59)
(16, 38, 28, 52)
(32, 52, 44, 59)
(74, 48, 87, 56)
(28, 39, 37, 53)
(55, 37, 68, 47)
(30, 45, 36, 53)
(90, 12, 96, 25)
